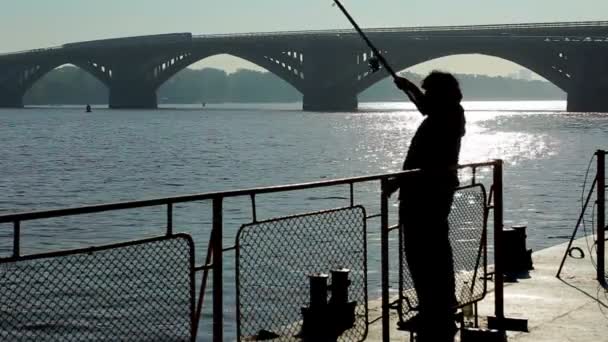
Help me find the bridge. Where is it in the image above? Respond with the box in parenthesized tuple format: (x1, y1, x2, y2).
(1, 21, 608, 112)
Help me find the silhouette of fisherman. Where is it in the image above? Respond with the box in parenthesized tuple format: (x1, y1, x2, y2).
(388, 71, 465, 342)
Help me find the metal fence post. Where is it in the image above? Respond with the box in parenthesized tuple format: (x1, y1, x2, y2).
(493, 160, 505, 321)
(212, 197, 223, 342)
(487, 160, 528, 332)
(13, 221, 20, 258)
(167, 203, 173, 236)
(597, 150, 606, 287)
(380, 178, 390, 342)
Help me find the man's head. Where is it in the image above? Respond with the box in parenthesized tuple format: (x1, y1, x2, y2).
(422, 71, 463, 112)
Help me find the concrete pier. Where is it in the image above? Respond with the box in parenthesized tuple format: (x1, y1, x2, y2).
(365, 237, 608, 341)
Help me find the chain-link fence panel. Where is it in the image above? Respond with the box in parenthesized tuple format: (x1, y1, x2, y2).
(399, 185, 488, 323)
(236, 206, 368, 341)
(0, 234, 195, 342)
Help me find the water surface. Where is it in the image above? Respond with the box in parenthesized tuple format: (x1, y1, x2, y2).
(1, 100, 606, 339)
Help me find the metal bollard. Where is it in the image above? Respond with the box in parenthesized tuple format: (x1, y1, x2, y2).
(503, 225, 533, 275)
(301, 270, 356, 341)
(309, 273, 329, 309)
(330, 268, 350, 305)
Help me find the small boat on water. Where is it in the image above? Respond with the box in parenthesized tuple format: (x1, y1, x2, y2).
(85, 104, 92, 113)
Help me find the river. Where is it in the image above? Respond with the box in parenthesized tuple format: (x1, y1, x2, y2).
(1, 100, 606, 339)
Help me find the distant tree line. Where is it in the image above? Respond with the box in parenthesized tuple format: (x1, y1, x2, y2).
(25, 66, 109, 105)
(158, 68, 302, 103)
(23, 65, 565, 105)
(360, 72, 566, 101)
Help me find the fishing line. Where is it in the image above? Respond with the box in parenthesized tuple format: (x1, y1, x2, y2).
(580, 154, 599, 269)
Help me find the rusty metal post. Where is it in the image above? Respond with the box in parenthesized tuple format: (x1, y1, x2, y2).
(167, 203, 173, 236)
(13, 220, 20, 258)
(597, 150, 606, 287)
(493, 160, 505, 322)
(250, 194, 258, 223)
(487, 159, 528, 333)
(212, 197, 223, 342)
(194, 226, 216, 338)
(380, 178, 390, 342)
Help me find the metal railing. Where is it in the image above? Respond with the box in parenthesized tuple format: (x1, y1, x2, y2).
(557, 150, 607, 289)
(598, 151, 606, 289)
(0, 160, 509, 341)
(193, 20, 608, 39)
(0, 33, 193, 58)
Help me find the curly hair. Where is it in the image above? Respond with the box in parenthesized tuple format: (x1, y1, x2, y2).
(421, 71, 463, 104)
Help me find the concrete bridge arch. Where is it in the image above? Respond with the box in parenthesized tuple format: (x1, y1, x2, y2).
(0, 59, 112, 107)
(150, 50, 305, 94)
(1, 24, 606, 111)
(354, 47, 572, 98)
(100, 44, 309, 108)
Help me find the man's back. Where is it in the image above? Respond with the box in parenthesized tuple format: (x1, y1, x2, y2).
(402, 104, 465, 189)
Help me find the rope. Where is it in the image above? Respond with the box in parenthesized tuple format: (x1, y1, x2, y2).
(579, 154, 599, 270)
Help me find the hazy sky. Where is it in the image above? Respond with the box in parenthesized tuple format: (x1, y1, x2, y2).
(2, 0, 607, 76)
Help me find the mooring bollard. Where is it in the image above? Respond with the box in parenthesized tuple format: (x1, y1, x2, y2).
(330, 268, 350, 305)
(301, 269, 356, 341)
(503, 225, 533, 275)
(309, 273, 329, 309)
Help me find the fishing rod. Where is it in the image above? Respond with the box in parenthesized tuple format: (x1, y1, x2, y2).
(332, 0, 398, 79)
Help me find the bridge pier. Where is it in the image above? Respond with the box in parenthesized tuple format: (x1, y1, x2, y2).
(109, 84, 157, 109)
(567, 86, 608, 113)
(303, 88, 358, 112)
(566, 52, 608, 113)
(301, 46, 360, 112)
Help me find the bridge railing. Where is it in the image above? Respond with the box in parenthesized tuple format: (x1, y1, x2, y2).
(193, 20, 608, 39)
(2, 20, 607, 58)
(0, 46, 64, 58)
(0, 33, 192, 58)
(0, 160, 513, 341)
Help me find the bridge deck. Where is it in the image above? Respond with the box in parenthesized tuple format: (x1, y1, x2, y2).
(194, 20, 608, 39)
(365, 237, 608, 341)
(2, 20, 608, 57)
